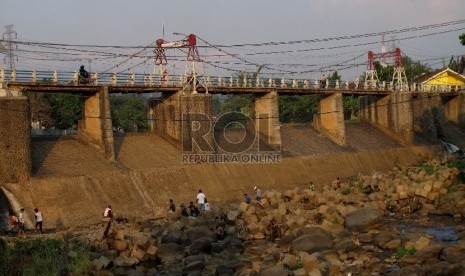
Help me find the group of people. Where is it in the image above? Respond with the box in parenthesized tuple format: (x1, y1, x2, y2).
(244, 186, 262, 204)
(169, 189, 211, 218)
(4, 208, 43, 236)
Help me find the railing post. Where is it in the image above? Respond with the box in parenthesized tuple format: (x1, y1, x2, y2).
(53, 70, 58, 84)
(93, 72, 98, 85)
(345, 80, 349, 88)
(10, 69, 16, 82)
(207, 76, 211, 87)
(303, 80, 309, 89)
(72, 71, 78, 85)
(229, 76, 233, 88)
(292, 79, 298, 88)
(32, 70, 37, 83)
(243, 76, 247, 88)
(281, 78, 286, 88)
(110, 73, 117, 85)
(314, 79, 319, 89)
(335, 80, 339, 89)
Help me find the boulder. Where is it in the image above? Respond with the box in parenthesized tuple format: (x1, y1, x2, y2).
(156, 243, 185, 262)
(92, 255, 111, 270)
(185, 225, 217, 243)
(290, 231, 333, 254)
(189, 237, 212, 255)
(161, 230, 188, 245)
(344, 208, 383, 232)
(182, 260, 205, 275)
(257, 265, 288, 276)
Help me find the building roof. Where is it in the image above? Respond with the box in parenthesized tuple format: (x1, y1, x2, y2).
(414, 67, 465, 84)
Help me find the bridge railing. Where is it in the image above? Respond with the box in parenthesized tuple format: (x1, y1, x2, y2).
(1, 68, 461, 93)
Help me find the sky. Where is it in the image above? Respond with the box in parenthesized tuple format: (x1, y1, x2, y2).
(1, 0, 464, 81)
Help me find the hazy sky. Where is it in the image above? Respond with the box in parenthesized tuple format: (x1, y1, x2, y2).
(1, 0, 464, 80)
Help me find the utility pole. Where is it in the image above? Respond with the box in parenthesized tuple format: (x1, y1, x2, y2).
(3, 25, 18, 71)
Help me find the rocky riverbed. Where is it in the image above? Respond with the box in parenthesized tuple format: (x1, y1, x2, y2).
(5, 155, 465, 276)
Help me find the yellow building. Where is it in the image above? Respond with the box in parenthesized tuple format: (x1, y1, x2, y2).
(418, 68, 465, 92)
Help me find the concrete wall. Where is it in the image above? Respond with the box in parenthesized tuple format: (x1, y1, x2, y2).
(443, 93, 465, 129)
(254, 91, 282, 150)
(0, 97, 31, 183)
(78, 86, 115, 161)
(360, 92, 414, 145)
(1, 146, 440, 229)
(152, 92, 214, 153)
(312, 93, 346, 145)
(412, 93, 448, 142)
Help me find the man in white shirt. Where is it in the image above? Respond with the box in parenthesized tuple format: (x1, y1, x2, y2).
(196, 189, 206, 211)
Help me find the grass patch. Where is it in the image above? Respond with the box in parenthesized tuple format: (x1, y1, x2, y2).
(0, 237, 90, 276)
(341, 187, 353, 195)
(395, 246, 416, 258)
(418, 162, 436, 175)
(286, 258, 303, 271)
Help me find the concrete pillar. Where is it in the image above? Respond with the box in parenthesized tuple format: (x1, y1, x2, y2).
(443, 93, 465, 129)
(151, 91, 214, 154)
(0, 97, 31, 183)
(360, 92, 414, 144)
(78, 86, 115, 161)
(254, 91, 281, 150)
(312, 93, 346, 146)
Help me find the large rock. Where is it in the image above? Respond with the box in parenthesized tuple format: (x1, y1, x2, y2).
(161, 230, 188, 245)
(344, 208, 383, 232)
(189, 237, 212, 255)
(257, 265, 289, 276)
(290, 230, 333, 254)
(185, 225, 217, 243)
(156, 243, 185, 262)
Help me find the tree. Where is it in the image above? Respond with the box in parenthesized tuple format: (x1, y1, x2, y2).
(25, 92, 54, 128)
(374, 56, 431, 83)
(279, 95, 319, 123)
(110, 95, 148, 132)
(45, 93, 82, 129)
(460, 33, 465, 46)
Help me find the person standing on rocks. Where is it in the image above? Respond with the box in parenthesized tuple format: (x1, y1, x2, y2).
(18, 208, 25, 237)
(254, 186, 262, 201)
(34, 208, 43, 234)
(168, 199, 176, 213)
(180, 203, 189, 217)
(196, 189, 206, 211)
(244, 193, 251, 204)
(103, 205, 113, 220)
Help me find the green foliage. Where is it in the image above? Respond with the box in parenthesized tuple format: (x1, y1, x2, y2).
(448, 159, 465, 171)
(341, 186, 353, 195)
(285, 258, 303, 271)
(460, 33, 465, 46)
(395, 246, 416, 258)
(219, 95, 254, 118)
(279, 95, 319, 123)
(45, 93, 83, 129)
(343, 96, 360, 120)
(0, 238, 90, 276)
(111, 95, 148, 132)
(374, 56, 431, 83)
(418, 161, 436, 175)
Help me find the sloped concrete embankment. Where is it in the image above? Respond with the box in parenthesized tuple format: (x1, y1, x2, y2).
(2, 146, 441, 229)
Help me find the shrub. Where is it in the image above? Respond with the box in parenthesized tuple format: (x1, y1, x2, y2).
(395, 246, 416, 258)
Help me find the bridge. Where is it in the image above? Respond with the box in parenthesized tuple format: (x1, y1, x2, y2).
(1, 68, 464, 184)
(0, 68, 460, 95)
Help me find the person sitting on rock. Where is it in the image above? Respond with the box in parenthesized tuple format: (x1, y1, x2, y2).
(179, 203, 189, 217)
(188, 202, 200, 217)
